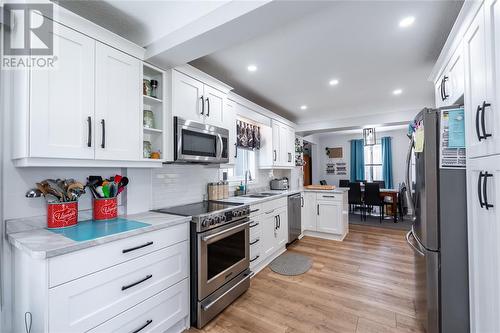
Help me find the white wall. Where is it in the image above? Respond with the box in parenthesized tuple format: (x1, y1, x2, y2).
(316, 128, 409, 188)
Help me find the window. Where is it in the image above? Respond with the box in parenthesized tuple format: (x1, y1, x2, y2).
(364, 142, 382, 182)
(226, 148, 257, 182)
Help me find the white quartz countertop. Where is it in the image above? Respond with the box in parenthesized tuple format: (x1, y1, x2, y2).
(215, 189, 302, 205)
(6, 211, 191, 259)
(302, 188, 349, 193)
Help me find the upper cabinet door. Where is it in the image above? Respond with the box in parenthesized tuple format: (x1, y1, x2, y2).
(172, 71, 204, 122)
(464, 5, 498, 158)
(447, 43, 465, 104)
(276, 207, 288, 248)
(224, 100, 237, 165)
(287, 126, 295, 166)
(467, 156, 500, 333)
(203, 85, 226, 128)
(95, 42, 142, 161)
(272, 122, 281, 166)
(30, 22, 95, 159)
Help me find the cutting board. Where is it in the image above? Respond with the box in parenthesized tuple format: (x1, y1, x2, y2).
(304, 185, 336, 190)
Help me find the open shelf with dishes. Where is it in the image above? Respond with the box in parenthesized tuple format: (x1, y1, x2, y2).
(142, 62, 166, 161)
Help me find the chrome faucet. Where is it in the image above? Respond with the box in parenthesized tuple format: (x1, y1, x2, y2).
(244, 170, 252, 195)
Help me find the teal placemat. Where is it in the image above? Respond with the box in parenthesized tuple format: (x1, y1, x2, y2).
(47, 218, 150, 242)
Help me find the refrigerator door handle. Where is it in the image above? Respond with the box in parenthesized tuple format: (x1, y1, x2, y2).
(405, 136, 417, 222)
(406, 229, 425, 256)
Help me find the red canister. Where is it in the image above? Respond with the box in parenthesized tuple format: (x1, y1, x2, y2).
(93, 197, 118, 220)
(47, 202, 78, 229)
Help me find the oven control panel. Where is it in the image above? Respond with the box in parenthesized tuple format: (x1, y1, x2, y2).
(199, 206, 250, 231)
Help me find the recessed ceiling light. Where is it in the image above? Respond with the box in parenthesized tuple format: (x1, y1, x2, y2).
(399, 16, 415, 28)
(393, 89, 403, 95)
(300, 105, 308, 110)
(329, 79, 339, 86)
(247, 64, 257, 72)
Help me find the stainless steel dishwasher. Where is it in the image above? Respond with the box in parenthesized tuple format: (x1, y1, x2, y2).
(287, 193, 302, 244)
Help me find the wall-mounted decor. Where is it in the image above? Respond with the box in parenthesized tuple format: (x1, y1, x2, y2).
(336, 162, 347, 175)
(236, 120, 261, 150)
(326, 163, 336, 174)
(325, 147, 343, 158)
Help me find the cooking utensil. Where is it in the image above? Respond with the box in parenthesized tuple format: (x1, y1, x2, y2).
(95, 186, 105, 198)
(25, 188, 43, 198)
(117, 177, 129, 194)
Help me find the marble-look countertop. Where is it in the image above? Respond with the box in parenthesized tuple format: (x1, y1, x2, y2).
(6, 211, 191, 259)
(302, 188, 349, 194)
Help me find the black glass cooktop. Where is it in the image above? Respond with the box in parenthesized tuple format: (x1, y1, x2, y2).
(154, 201, 243, 217)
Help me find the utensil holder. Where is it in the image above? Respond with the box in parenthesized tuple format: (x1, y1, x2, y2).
(47, 202, 78, 229)
(93, 197, 118, 220)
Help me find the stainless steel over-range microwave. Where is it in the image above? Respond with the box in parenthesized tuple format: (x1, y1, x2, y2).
(174, 117, 229, 164)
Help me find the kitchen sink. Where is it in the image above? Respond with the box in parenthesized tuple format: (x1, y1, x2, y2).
(241, 192, 280, 198)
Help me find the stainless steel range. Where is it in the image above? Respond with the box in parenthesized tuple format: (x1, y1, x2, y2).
(154, 201, 252, 328)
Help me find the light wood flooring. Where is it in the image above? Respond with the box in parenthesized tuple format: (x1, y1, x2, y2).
(188, 224, 423, 333)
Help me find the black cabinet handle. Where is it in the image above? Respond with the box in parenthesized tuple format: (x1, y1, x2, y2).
(483, 172, 494, 210)
(476, 105, 482, 142)
(122, 241, 154, 254)
(250, 238, 260, 245)
(317, 204, 320, 215)
(442, 76, 449, 100)
(274, 216, 278, 230)
(87, 116, 92, 147)
(121, 274, 153, 291)
(481, 101, 492, 140)
(440, 78, 445, 101)
(200, 96, 205, 115)
(250, 255, 260, 263)
(131, 319, 153, 333)
(301, 196, 304, 207)
(100, 119, 105, 148)
(249, 222, 259, 228)
(478, 172, 485, 208)
(273, 150, 277, 162)
(234, 143, 238, 158)
(250, 209, 260, 214)
(206, 97, 210, 117)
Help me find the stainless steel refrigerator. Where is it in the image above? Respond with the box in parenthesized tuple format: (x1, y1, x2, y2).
(404, 107, 469, 333)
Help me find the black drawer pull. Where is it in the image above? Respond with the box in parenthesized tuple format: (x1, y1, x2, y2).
(250, 209, 260, 213)
(250, 255, 260, 263)
(131, 319, 153, 333)
(250, 238, 260, 245)
(87, 116, 92, 147)
(122, 274, 153, 291)
(249, 222, 259, 228)
(122, 241, 154, 253)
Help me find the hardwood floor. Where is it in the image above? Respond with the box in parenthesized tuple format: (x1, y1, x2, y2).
(188, 224, 423, 333)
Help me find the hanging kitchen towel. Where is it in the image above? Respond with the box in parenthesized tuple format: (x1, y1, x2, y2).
(236, 120, 261, 150)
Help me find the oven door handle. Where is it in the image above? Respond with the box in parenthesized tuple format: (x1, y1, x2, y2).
(201, 271, 254, 311)
(202, 221, 251, 242)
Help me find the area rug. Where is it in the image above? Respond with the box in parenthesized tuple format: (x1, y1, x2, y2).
(269, 252, 312, 276)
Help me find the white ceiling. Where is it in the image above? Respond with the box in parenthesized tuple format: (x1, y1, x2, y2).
(190, 1, 463, 125)
(56, 0, 229, 46)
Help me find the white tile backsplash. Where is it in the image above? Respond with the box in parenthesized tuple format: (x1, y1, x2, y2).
(151, 164, 300, 208)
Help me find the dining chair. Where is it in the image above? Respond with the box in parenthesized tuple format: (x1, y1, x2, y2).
(363, 183, 384, 223)
(348, 182, 365, 220)
(339, 179, 350, 187)
(373, 180, 385, 189)
(319, 180, 327, 185)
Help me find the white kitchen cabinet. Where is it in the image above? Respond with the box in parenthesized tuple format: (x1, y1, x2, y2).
(272, 121, 281, 165)
(11, 223, 190, 333)
(302, 192, 316, 231)
(267, 120, 295, 168)
(95, 42, 142, 161)
(275, 206, 288, 248)
(464, 4, 499, 158)
(259, 125, 274, 168)
(317, 200, 342, 234)
(249, 214, 263, 269)
(261, 213, 277, 258)
(446, 43, 465, 104)
(171, 69, 228, 128)
(302, 191, 349, 241)
(224, 99, 237, 165)
(171, 70, 205, 123)
(466, 155, 500, 333)
(12, 16, 155, 167)
(29, 22, 95, 160)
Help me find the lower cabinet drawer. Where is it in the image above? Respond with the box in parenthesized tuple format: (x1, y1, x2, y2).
(262, 197, 287, 213)
(48, 241, 188, 332)
(316, 193, 342, 202)
(88, 279, 189, 333)
(49, 223, 188, 287)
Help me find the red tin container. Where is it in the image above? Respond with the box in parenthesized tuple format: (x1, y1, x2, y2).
(93, 197, 118, 220)
(47, 202, 78, 229)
